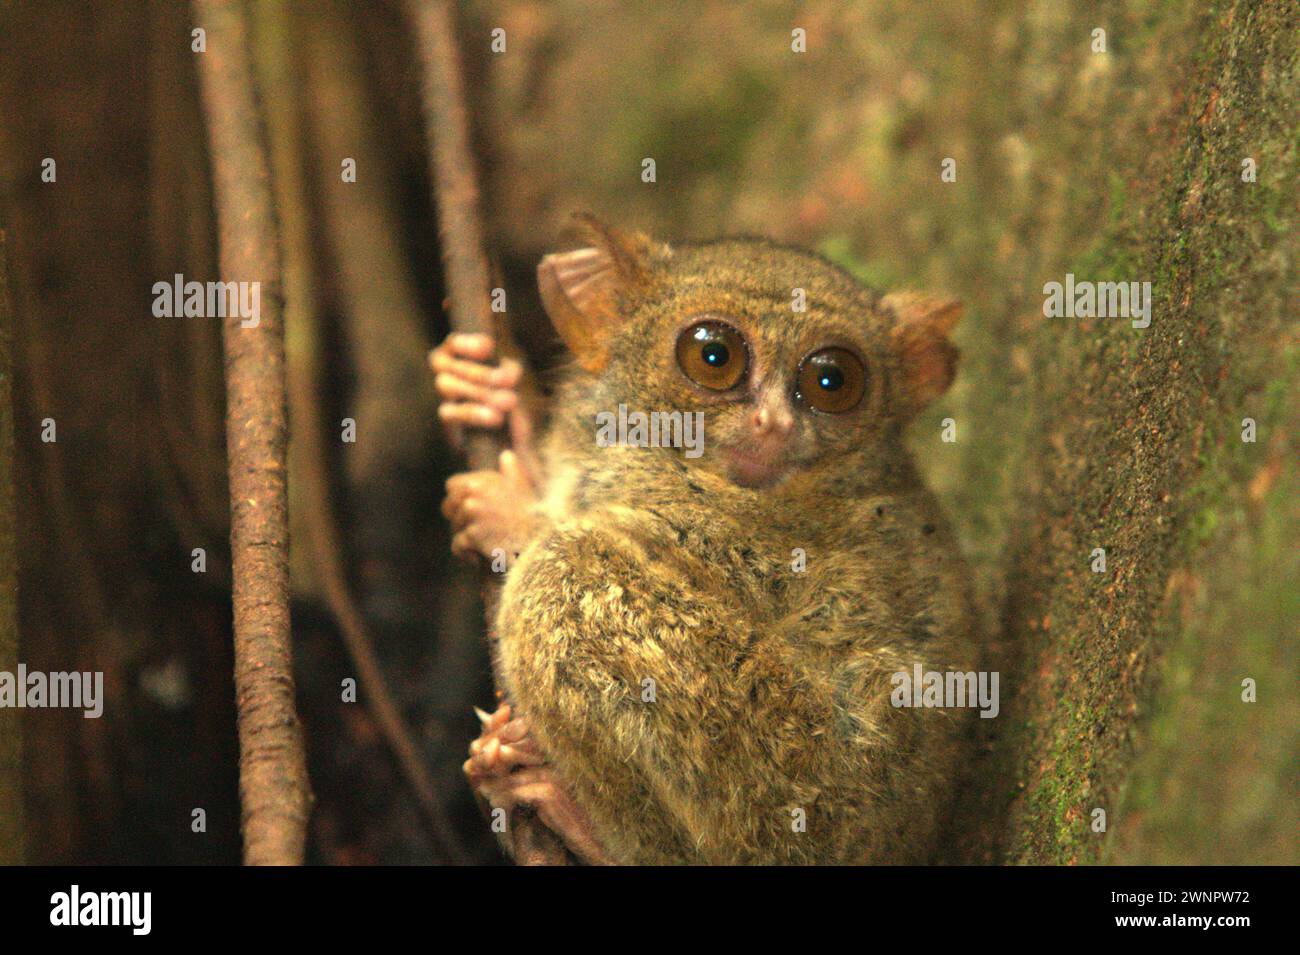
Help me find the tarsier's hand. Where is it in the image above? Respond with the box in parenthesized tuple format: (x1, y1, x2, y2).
(442, 450, 537, 562)
(465, 704, 614, 865)
(429, 332, 538, 469)
(431, 332, 543, 561)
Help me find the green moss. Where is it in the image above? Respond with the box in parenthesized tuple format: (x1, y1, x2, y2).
(475, 0, 1296, 864)
(948, 0, 1297, 864)
(1107, 421, 1300, 863)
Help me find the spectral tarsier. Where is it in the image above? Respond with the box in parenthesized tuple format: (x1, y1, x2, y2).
(432, 216, 976, 864)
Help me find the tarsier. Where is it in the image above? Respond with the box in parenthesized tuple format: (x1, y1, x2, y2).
(433, 216, 976, 864)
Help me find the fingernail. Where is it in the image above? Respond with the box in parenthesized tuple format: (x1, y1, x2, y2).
(473, 706, 491, 726)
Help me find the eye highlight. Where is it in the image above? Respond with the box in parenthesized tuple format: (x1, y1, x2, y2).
(796, 347, 867, 414)
(676, 321, 748, 391)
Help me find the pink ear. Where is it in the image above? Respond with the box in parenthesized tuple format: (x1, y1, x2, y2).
(537, 246, 623, 372)
(537, 214, 671, 372)
(883, 293, 962, 412)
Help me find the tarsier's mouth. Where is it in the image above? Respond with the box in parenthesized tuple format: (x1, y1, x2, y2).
(725, 446, 792, 489)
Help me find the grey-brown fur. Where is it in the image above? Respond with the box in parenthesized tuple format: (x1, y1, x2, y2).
(497, 222, 977, 863)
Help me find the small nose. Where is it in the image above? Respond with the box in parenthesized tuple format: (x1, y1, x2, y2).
(752, 398, 794, 437)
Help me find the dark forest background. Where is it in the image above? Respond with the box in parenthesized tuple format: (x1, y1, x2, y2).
(0, 0, 1295, 865)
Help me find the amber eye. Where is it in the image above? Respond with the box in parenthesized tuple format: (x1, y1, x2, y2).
(675, 321, 748, 391)
(796, 347, 867, 413)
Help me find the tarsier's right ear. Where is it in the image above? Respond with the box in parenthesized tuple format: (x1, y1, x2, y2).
(882, 292, 962, 414)
(537, 213, 671, 372)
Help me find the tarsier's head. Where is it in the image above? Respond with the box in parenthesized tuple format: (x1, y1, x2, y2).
(539, 215, 960, 491)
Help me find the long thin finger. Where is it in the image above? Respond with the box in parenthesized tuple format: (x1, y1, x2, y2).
(435, 373, 518, 411)
(506, 736, 544, 760)
(441, 489, 464, 521)
(439, 402, 506, 429)
(498, 449, 532, 491)
(494, 767, 549, 788)
(442, 501, 479, 530)
(497, 357, 524, 380)
(442, 333, 496, 360)
(446, 470, 499, 494)
(497, 743, 546, 769)
(508, 408, 542, 479)
(497, 716, 529, 744)
(488, 703, 512, 731)
(430, 351, 519, 388)
(441, 495, 477, 528)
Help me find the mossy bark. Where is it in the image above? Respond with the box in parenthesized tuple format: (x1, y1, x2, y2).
(469, 0, 1298, 863)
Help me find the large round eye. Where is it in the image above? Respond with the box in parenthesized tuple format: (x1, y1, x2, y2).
(796, 347, 867, 414)
(676, 321, 748, 391)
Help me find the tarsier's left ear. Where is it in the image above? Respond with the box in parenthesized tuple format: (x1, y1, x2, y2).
(882, 292, 962, 413)
(537, 213, 672, 372)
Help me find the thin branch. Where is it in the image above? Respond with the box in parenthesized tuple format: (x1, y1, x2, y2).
(409, 0, 498, 475)
(251, 0, 466, 863)
(193, 0, 311, 866)
(407, 0, 571, 865)
(0, 228, 24, 864)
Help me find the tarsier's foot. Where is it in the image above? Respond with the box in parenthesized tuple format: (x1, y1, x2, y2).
(464, 703, 543, 780)
(465, 704, 616, 866)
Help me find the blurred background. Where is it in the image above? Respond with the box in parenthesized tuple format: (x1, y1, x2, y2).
(0, 0, 1294, 865)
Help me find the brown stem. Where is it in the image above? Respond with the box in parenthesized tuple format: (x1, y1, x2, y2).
(193, 0, 312, 866)
(407, 0, 570, 865)
(251, 0, 467, 863)
(0, 229, 24, 864)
